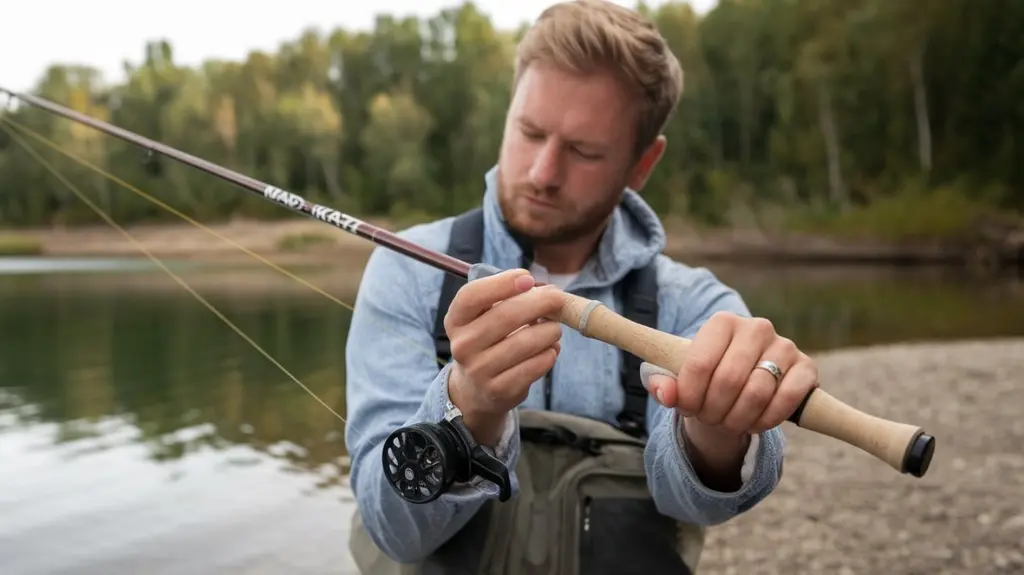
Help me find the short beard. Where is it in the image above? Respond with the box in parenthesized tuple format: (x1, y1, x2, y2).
(496, 168, 626, 246)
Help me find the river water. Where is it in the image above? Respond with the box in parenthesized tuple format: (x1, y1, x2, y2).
(1, 257, 1022, 574)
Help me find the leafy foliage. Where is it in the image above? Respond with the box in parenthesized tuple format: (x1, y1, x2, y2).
(0, 0, 1020, 240)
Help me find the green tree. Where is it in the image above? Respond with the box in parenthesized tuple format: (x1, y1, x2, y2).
(0, 0, 1019, 241)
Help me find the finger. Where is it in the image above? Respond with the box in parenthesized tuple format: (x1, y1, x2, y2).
(720, 336, 802, 433)
(510, 319, 562, 354)
(452, 285, 565, 357)
(486, 347, 559, 406)
(698, 317, 776, 426)
(509, 314, 554, 336)
(637, 362, 677, 409)
(480, 284, 564, 328)
(719, 368, 776, 434)
(444, 268, 534, 329)
(751, 358, 819, 434)
(674, 312, 735, 416)
(467, 320, 563, 379)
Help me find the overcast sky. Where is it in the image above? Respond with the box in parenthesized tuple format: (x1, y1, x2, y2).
(2, 0, 717, 93)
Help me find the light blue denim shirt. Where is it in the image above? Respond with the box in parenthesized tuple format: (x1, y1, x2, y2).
(344, 166, 786, 562)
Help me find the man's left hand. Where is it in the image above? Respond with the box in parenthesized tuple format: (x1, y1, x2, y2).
(642, 311, 817, 488)
(642, 311, 819, 490)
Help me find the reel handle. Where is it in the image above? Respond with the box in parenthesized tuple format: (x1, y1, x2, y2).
(448, 407, 513, 501)
(555, 292, 935, 478)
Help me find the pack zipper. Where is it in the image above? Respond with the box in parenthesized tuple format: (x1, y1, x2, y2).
(543, 371, 553, 410)
(581, 496, 592, 556)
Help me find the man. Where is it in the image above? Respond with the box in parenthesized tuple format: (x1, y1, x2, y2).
(344, 1, 818, 572)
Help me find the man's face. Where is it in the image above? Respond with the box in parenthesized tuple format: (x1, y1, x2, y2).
(496, 60, 663, 245)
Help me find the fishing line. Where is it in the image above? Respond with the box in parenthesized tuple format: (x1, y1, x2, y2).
(1, 111, 515, 503)
(0, 88, 937, 505)
(0, 119, 353, 425)
(0, 114, 446, 367)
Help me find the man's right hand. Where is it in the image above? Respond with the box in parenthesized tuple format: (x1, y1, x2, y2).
(444, 268, 565, 446)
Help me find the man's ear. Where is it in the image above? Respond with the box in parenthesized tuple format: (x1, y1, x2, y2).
(627, 135, 666, 191)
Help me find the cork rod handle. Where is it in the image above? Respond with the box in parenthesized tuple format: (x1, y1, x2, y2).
(556, 292, 936, 478)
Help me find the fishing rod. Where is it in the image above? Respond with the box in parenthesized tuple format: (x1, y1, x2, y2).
(0, 87, 935, 505)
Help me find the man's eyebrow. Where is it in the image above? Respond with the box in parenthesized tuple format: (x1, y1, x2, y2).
(517, 117, 610, 150)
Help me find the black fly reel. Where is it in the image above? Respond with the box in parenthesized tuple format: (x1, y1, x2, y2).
(382, 406, 511, 504)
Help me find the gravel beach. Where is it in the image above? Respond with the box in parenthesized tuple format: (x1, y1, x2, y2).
(695, 337, 1024, 575)
(329, 338, 1023, 575)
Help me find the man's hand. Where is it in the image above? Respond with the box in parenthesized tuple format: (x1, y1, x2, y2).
(642, 311, 818, 490)
(445, 268, 565, 446)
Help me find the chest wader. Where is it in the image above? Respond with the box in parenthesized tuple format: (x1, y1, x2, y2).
(349, 208, 706, 574)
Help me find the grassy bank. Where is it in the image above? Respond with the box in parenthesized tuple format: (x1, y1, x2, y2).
(0, 235, 42, 256)
(782, 182, 1016, 243)
(1, 185, 1020, 268)
(658, 181, 1024, 266)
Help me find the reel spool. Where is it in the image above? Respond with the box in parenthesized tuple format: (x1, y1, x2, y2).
(383, 405, 512, 504)
(382, 423, 458, 503)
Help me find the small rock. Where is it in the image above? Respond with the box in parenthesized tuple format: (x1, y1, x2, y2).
(1002, 514, 1024, 530)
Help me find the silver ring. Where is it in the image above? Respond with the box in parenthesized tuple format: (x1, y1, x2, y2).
(754, 360, 783, 384)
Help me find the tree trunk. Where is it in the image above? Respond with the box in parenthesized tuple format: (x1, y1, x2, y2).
(739, 70, 754, 166)
(306, 151, 316, 192)
(695, 49, 724, 166)
(908, 41, 932, 174)
(817, 81, 846, 206)
(321, 154, 343, 200)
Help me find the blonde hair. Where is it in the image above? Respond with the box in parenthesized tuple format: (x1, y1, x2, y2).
(513, 0, 684, 159)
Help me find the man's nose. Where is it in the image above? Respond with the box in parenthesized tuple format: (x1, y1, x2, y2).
(528, 140, 563, 190)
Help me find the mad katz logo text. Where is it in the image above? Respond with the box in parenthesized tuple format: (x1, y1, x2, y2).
(263, 185, 305, 210)
(262, 185, 362, 233)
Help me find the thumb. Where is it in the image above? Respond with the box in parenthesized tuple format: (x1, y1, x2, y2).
(639, 362, 677, 408)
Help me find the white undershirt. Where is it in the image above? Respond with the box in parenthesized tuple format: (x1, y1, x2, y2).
(529, 262, 578, 290)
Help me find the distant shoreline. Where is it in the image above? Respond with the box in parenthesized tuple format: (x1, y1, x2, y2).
(0, 216, 1019, 270)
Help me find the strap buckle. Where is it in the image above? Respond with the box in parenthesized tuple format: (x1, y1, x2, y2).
(521, 425, 603, 456)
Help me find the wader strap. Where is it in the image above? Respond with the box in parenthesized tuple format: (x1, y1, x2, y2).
(614, 262, 659, 438)
(431, 206, 659, 438)
(432, 207, 485, 368)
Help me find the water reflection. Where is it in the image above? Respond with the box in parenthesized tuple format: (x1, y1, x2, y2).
(0, 271, 354, 487)
(2, 263, 1023, 475)
(0, 256, 196, 275)
(0, 270, 360, 573)
(3, 264, 1023, 471)
(707, 263, 1024, 352)
(0, 415, 358, 574)
(0, 262, 1022, 573)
